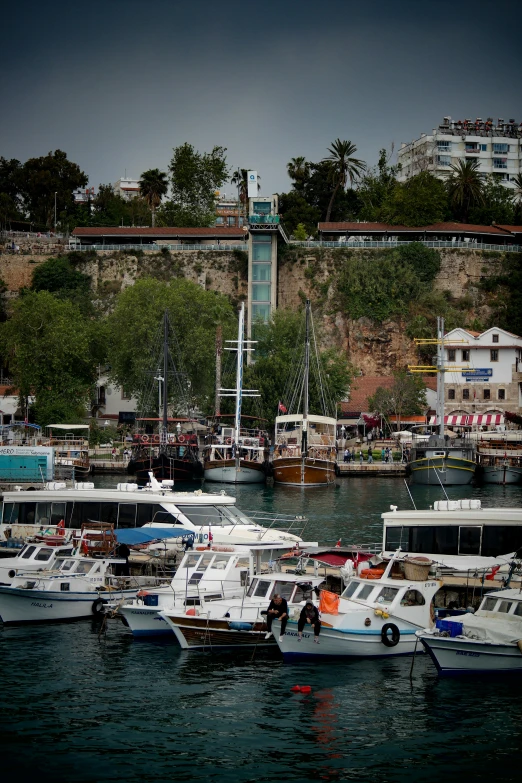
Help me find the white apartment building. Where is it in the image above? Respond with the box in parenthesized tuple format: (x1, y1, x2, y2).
(398, 116, 522, 188)
(113, 177, 141, 200)
(443, 327, 522, 423)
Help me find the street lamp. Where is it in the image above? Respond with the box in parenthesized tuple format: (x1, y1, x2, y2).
(54, 191, 57, 233)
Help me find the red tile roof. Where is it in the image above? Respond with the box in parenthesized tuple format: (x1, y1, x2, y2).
(341, 375, 435, 414)
(72, 226, 245, 237)
(319, 222, 517, 236)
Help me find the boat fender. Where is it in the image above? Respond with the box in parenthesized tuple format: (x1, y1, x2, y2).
(141, 435, 149, 443)
(226, 437, 232, 445)
(244, 439, 251, 446)
(92, 598, 106, 616)
(186, 608, 197, 616)
(381, 623, 400, 647)
(8, 570, 15, 579)
(178, 435, 186, 443)
(152, 434, 160, 443)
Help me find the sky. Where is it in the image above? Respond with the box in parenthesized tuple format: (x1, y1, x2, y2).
(2, 0, 521, 196)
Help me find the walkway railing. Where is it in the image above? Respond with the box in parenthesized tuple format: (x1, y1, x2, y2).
(67, 243, 248, 252)
(290, 240, 522, 252)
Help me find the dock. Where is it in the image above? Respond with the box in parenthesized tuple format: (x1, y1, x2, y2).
(337, 462, 406, 477)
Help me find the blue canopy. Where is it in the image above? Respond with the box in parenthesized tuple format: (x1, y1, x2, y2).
(115, 527, 195, 545)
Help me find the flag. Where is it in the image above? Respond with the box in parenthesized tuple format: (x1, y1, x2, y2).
(335, 539, 341, 548)
(485, 565, 501, 581)
(278, 401, 287, 414)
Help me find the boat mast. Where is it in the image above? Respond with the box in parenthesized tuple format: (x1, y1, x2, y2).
(161, 311, 169, 446)
(436, 315, 445, 437)
(234, 303, 245, 452)
(302, 299, 310, 456)
(215, 325, 222, 418)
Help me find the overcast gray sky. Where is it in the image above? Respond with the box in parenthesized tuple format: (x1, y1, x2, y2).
(2, 0, 521, 195)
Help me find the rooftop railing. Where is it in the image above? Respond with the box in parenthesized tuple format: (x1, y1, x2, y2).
(291, 240, 522, 252)
(248, 214, 280, 224)
(67, 243, 248, 252)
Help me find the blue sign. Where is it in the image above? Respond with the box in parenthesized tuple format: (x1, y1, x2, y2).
(461, 368, 492, 379)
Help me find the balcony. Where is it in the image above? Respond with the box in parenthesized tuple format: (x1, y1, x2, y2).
(465, 147, 480, 154)
(249, 214, 280, 225)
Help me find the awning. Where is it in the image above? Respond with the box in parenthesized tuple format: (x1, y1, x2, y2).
(429, 414, 504, 426)
(115, 527, 194, 545)
(46, 424, 90, 430)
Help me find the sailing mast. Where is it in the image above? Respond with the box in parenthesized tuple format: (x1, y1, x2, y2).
(234, 303, 245, 459)
(215, 325, 222, 418)
(161, 311, 169, 446)
(302, 300, 311, 458)
(436, 315, 445, 437)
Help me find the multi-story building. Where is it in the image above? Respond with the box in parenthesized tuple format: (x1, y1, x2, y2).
(113, 177, 141, 200)
(215, 196, 244, 228)
(443, 327, 522, 424)
(398, 116, 522, 188)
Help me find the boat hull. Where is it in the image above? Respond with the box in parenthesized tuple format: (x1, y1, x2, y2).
(409, 456, 475, 485)
(0, 586, 132, 624)
(129, 450, 203, 483)
(204, 459, 266, 484)
(163, 614, 273, 649)
(120, 604, 173, 637)
(419, 634, 522, 675)
(272, 457, 337, 487)
(480, 465, 522, 485)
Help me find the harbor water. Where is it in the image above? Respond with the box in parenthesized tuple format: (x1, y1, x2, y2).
(1, 478, 522, 782)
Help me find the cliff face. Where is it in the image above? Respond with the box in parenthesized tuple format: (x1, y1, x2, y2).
(0, 245, 506, 374)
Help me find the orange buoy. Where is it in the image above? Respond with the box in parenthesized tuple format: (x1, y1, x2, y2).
(300, 686, 312, 694)
(290, 685, 302, 692)
(186, 608, 196, 616)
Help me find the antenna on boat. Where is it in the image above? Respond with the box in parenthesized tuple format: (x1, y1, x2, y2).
(403, 478, 417, 510)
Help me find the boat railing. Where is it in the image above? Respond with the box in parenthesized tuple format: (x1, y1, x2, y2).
(241, 511, 309, 540)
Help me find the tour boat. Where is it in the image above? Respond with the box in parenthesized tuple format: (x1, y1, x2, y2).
(475, 433, 522, 485)
(275, 552, 442, 660)
(417, 587, 522, 675)
(160, 571, 324, 650)
(0, 474, 307, 548)
(204, 303, 267, 484)
(272, 300, 337, 487)
(0, 539, 74, 585)
(47, 424, 91, 477)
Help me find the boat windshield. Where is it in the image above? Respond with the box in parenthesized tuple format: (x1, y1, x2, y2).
(247, 578, 272, 598)
(59, 560, 76, 572)
(176, 504, 250, 527)
(34, 548, 54, 562)
(375, 587, 399, 605)
(342, 581, 360, 599)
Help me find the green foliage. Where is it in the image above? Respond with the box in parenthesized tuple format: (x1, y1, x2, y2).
(479, 252, 522, 335)
(336, 244, 441, 322)
(278, 191, 320, 237)
(446, 158, 484, 223)
(106, 277, 237, 412)
(468, 175, 515, 225)
(19, 150, 88, 228)
(301, 161, 362, 222)
(86, 185, 152, 228)
(139, 169, 169, 226)
(0, 291, 99, 425)
(357, 149, 399, 222)
(323, 139, 367, 222)
(31, 256, 93, 315)
(158, 143, 229, 227)
(367, 371, 427, 430)
(380, 172, 448, 226)
(293, 223, 308, 241)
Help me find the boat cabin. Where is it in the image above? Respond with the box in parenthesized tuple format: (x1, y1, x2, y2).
(477, 590, 522, 617)
(274, 414, 336, 460)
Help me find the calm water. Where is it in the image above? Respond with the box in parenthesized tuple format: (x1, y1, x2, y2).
(1, 478, 522, 782)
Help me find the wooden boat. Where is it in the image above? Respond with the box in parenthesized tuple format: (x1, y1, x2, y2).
(476, 438, 522, 485)
(272, 300, 337, 487)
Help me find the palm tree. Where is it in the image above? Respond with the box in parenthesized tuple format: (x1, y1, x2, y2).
(446, 159, 484, 223)
(323, 139, 366, 222)
(512, 173, 522, 222)
(139, 169, 168, 227)
(287, 157, 310, 191)
(231, 169, 261, 214)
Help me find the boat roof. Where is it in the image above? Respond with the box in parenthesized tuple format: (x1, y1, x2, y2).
(481, 588, 522, 600)
(275, 413, 336, 425)
(46, 424, 90, 430)
(1, 488, 237, 504)
(250, 573, 324, 585)
(382, 507, 522, 524)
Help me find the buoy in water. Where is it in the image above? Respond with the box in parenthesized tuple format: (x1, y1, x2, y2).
(290, 685, 301, 692)
(290, 685, 312, 693)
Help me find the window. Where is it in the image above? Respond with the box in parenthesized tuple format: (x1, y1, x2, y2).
(514, 602, 522, 617)
(118, 503, 137, 528)
(492, 334, 499, 343)
(498, 389, 505, 400)
(448, 389, 455, 400)
(35, 548, 53, 562)
(437, 155, 451, 166)
(253, 580, 271, 597)
(60, 583, 70, 592)
(227, 216, 236, 226)
(60, 560, 75, 571)
(210, 555, 229, 570)
(493, 143, 509, 154)
(493, 158, 507, 169)
(463, 388, 470, 400)
(482, 597, 497, 611)
(462, 349, 470, 362)
(437, 141, 451, 151)
(182, 554, 202, 569)
(252, 283, 271, 302)
(252, 263, 271, 282)
(400, 589, 425, 606)
(21, 545, 36, 560)
(293, 583, 314, 602)
(490, 349, 498, 361)
(252, 201, 271, 215)
(356, 584, 376, 601)
(481, 525, 522, 557)
(458, 526, 481, 555)
(498, 601, 513, 614)
(252, 242, 272, 261)
(342, 581, 360, 599)
(483, 389, 491, 400)
(480, 144, 488, 152)
(215, 217, 224, 225)
(272, 580, 295, 600)
(121, 388, 132, 400)
(448, 349, 456, 362)
(375, 587, 399, 605)
(252, 303, 270, 322)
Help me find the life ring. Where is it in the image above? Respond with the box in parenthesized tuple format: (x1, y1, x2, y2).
(152, 434, 160, 443)
(178, 435, 185, 443)
(381, 623, 400, 647)
(141, 434, 149, 443)
(360, 569, 384, 580)
(244, 439, 252, 446)
(226, 437, 232, 445)
(92, 598, 106, 616)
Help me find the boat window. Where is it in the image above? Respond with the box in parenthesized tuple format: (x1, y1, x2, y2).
(36, 503, 51, 525)
(19, 502, 36, 525)
(60, 560, 75, 571)
(400, 589, 425, 606)
(118, 504, 137, 529)
(356, 584, 376, 601)
(101, 503, 118, 525)
(181, 554, 202, 569)
(292, 583, 314, 603)
(458, 526, 481, 556)
(75, 562, 93, 574)
(514, 602, 522, 617)
(482, 597, 498, 611)
(176, 505, 234, 527)
(342, 581, 360, 599)
(137, 504, 154, 526)
(188, 571, 204, 585)
(375, 587, 399, 605)
(60, 583, 70, 592)
(51, 503, 66, 526)
(222, 506, 251, 526)
(20, 545, 36, 560)
(385, 527, 407, 551)
(481, 526, 522, 558)
(253, 580, 271, 597)
(35, 548, 53, 562)
(235, 557, 250, 570)
(247, 578, 259, 597)
(272, 581, 295, 600)
(210, 555, 229, 570)
(498, 601, 513, 613)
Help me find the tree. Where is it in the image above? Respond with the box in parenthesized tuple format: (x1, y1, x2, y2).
(0, 157, 23, 217)
(278, 191, 321, 237)
(159, 143, 229, 227)
(139, 169, 168, 227)
(231, 168, 261, 215)
(293, 223, 308, 241)
(30, 256, 93, 315)
(468, 175, 515, 225)
(0, 291, 100, 425)
(513, 173, 522, 222)
(446, 159, 484, 223)
(19, 150, 88, 228)
(286, 157, 310, 193)
(323, 139, 366, 222)
(106, 278, 236, 412)
(367, 371, 427, 432)
(300, 161, 362, 222)
(380, 172, 448, 226)
(357, 148, 398, 222)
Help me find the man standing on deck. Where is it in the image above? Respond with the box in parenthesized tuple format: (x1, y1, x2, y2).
(265, 594, 288, 641)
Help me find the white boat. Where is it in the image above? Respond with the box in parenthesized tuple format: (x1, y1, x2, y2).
(0, 539, 74, 585)
(159, 571, 324, 649)
(117, 543, 294, 637)
(0, 554, 152, 625)
(275, 553, 442, 660)
(418, 587, 522, 675)
(0, 474, 307, 548)
(204, 303, 267, 484)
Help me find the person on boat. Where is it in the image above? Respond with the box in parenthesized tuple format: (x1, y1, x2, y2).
(297, 601, 321, 644)
(344, 448, 349, 463)
(265, 594, 289, 641)
(114, 543, 131, 576)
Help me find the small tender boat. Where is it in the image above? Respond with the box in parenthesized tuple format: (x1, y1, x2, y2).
(275, 552, 442, 660)
(417, 586, 522, 675)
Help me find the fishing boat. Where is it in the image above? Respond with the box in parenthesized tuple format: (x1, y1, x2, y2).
(475, 433, 522, 485)
(408, 317, 476, 485)
(47, 424, 91, 477)
(127, 312, 204, 483)
(417, 584, 522, 675)
(159, 570, 324, 650)
(204, 303, 267, 484)
(272, 300, 337, 487)
(275, 552, 442, 660)
(0, 539, 74, 585)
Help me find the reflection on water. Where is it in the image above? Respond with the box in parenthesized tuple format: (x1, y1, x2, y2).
(1, 477, 519, 781)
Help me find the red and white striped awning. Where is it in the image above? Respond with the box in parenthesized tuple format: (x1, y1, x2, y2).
(429, 414, 504, 426)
